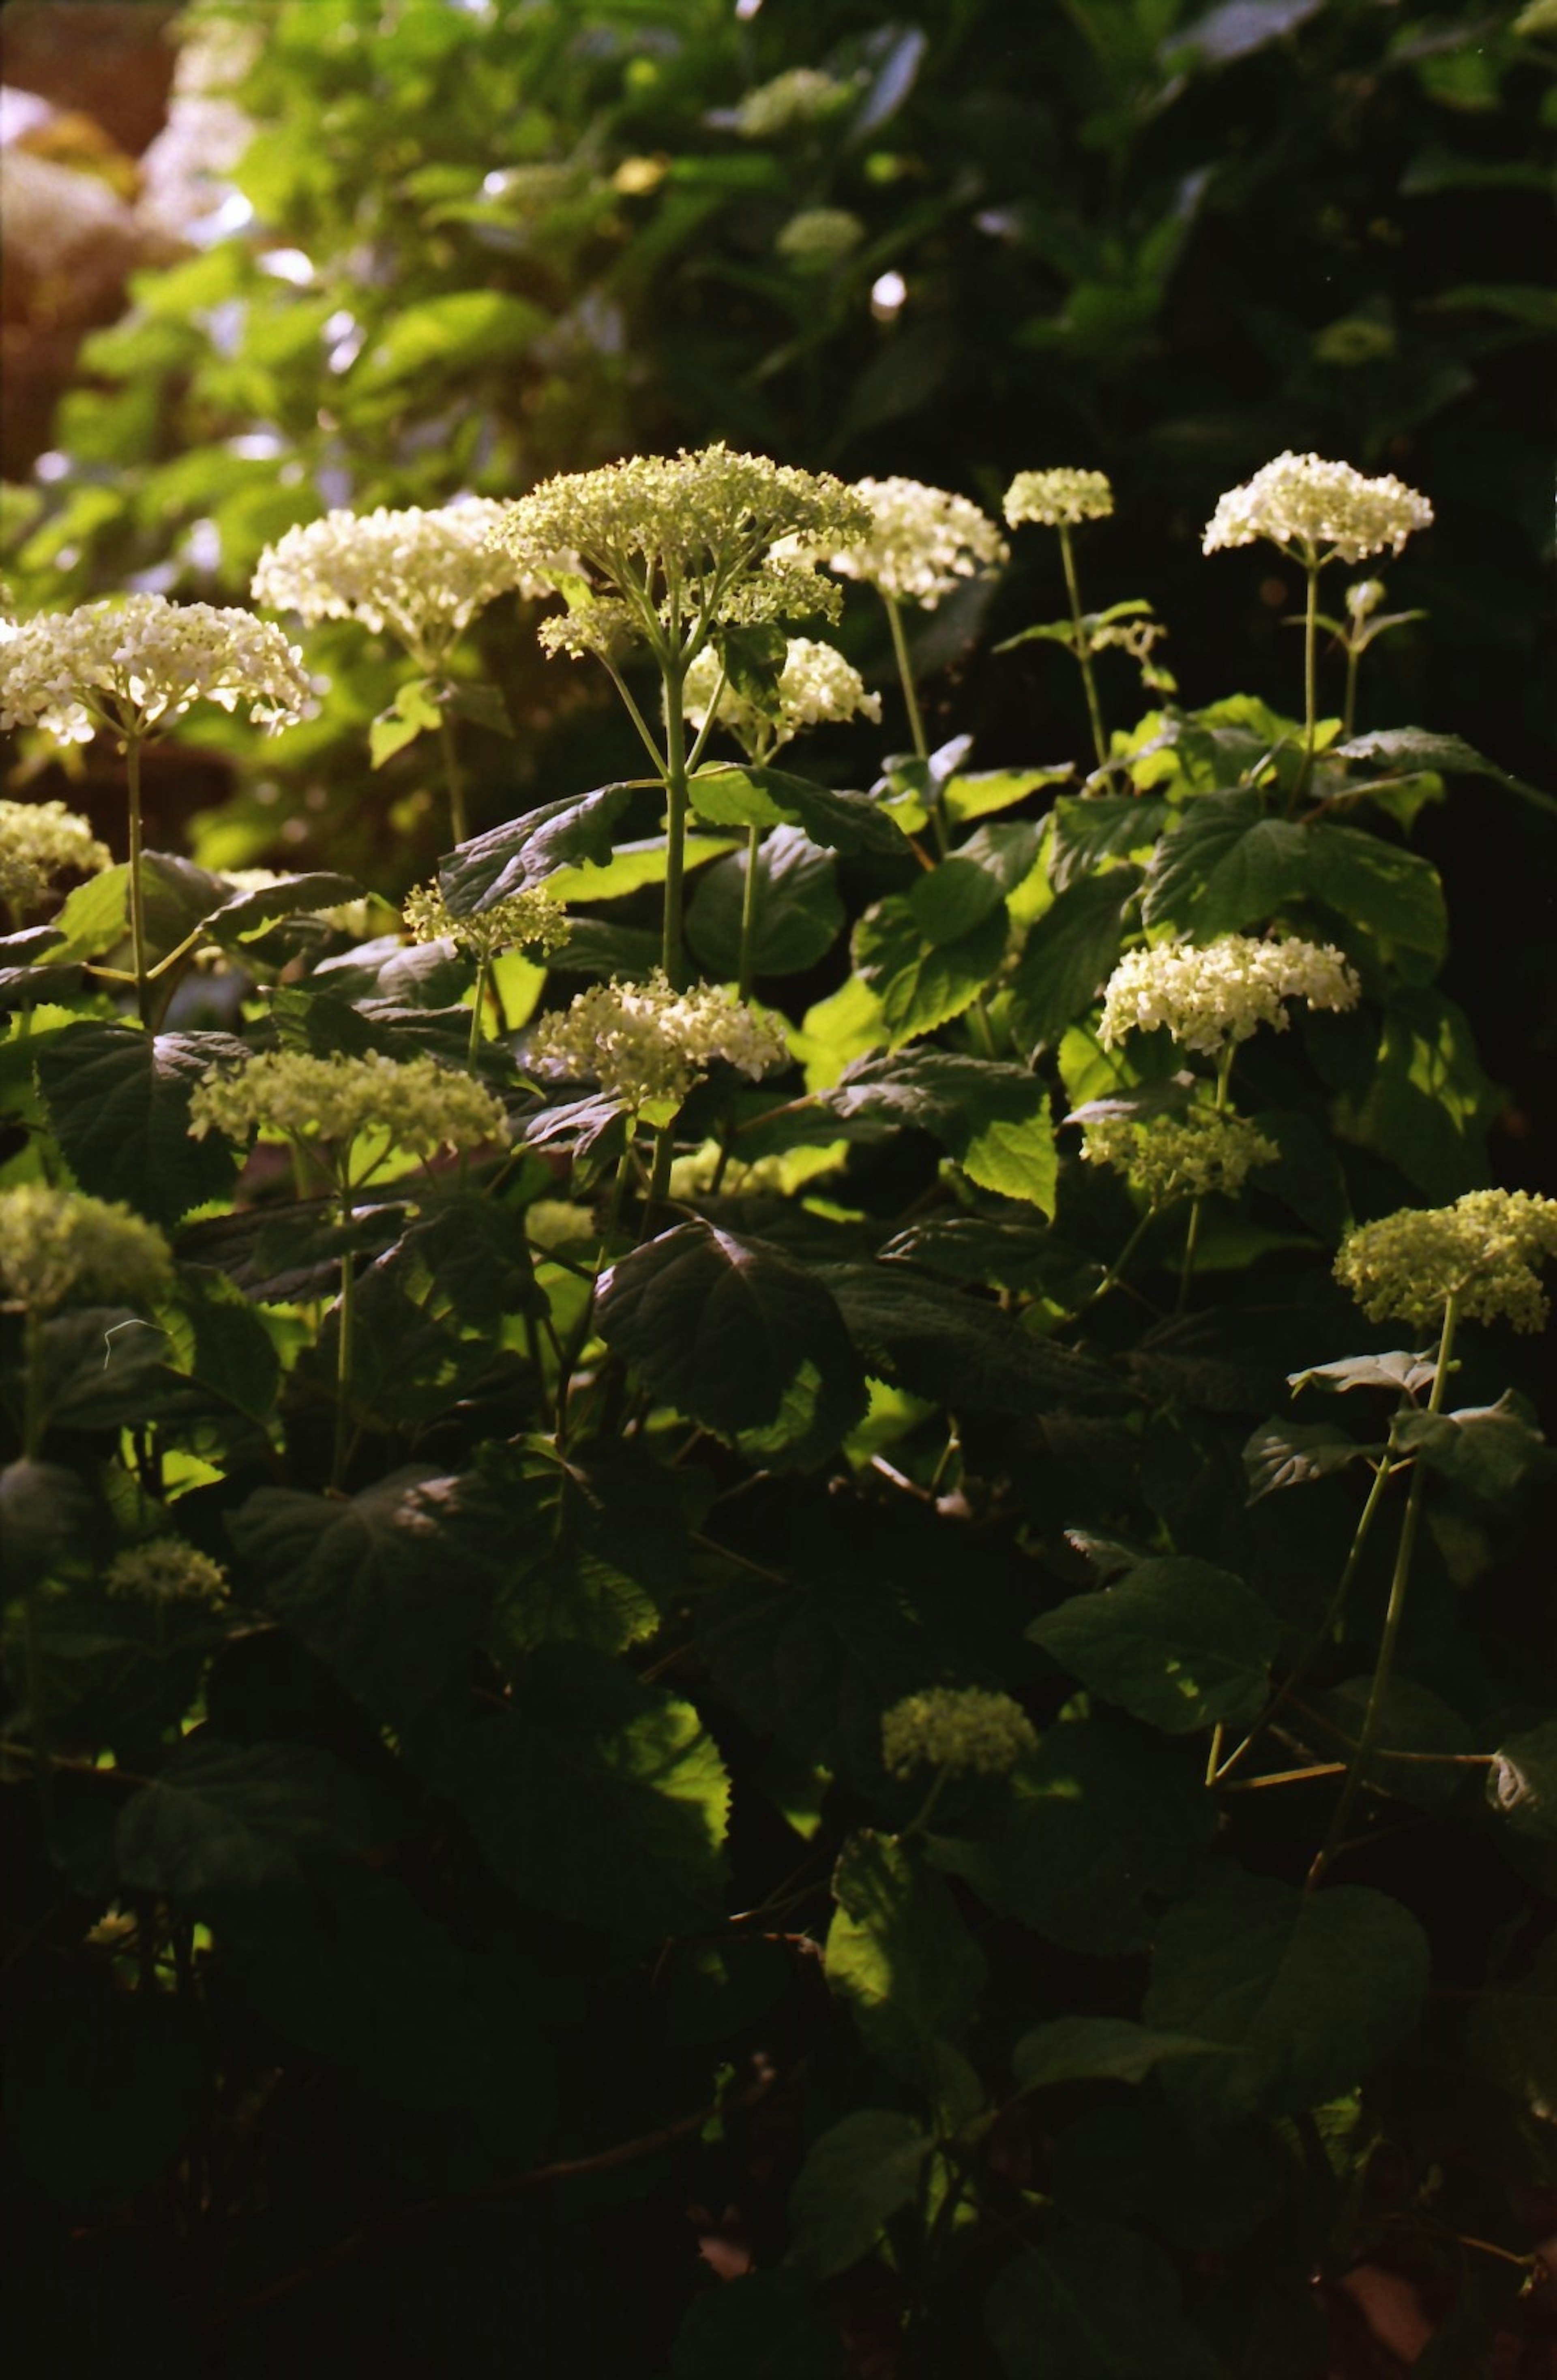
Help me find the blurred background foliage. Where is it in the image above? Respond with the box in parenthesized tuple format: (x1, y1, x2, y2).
(2, 0, 1553, 1163)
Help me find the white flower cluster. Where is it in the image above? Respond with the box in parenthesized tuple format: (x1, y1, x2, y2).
(1081, 1108, 1279, 1207)
(403, 879, 569, 963)
(106, 1537, 229, 1607)
(1004, 468, 1115, 529)
(0, 1184, 172, 1316)
(1335, 1189, 1557, 1334)
(881, 1687, 1037, 1781)
(189, 1050, 509, 1159)
(819, 476, 1009, 609)
(734, 67, 853, 138)
(775, 208, 864, 270)
(0, 595, 310, 743)
(253, 501, 551, 670)
(527, 971, 789, 1112)
(683, 636, 881, 759)
(1203, 453, 1433, 566)
(0, 797, 111, 914)
(1100, 934, 1360, 1056)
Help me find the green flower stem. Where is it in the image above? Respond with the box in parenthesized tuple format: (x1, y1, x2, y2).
(661, 662, 691, 990)
(468, 955, 490, 1068)
(329, 1195, 358, 1493)
(439, 707, 468, 849)
(124, 730, 151, 1026)
(1058, 522, 1107, 769)
(1343, 634, 1361, 742)
(737, 823, 763, 1002)
(1307, 1296, 1460, 1889)
(1176, 1045, 1236, 1315)
(885, 593, 930, 766)
(901, 1761, 953, 1841)
(1087, 1203, 1158, 1308)
(1294, 553, 1321, 805)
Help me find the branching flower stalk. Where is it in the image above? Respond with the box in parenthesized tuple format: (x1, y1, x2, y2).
(1004, 469, 1116, 769)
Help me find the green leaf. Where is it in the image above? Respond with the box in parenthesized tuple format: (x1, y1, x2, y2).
(1243, 1418, 1380, 1500)
(382, 1193, 545, 1324)
(369, 674, 443, 768)
(430, 1652, 729, 1939)
(438, 785, 637, 912)
(1336, 726, 1553, 812)
(854, 894, 1008, 1045)
(116, 1736, 371, 1895)
(36, 1025, 245, 1225)
(1167, 0, 1326, 68)
(595, 1221, 867, 1470)
(688, 763, 907, 855)
(787, 2110, 930, 2278)
(4, 1987, 206, 2210)
(1486, 1721, 1557, 1840)
(686, 825, 843, 978)
(944, 764, 1072, 826)
(542, 831, 737, 906)
(820, 1048, 1057, 1212)
(671, 2269, 845, 2380)
(908, 854, 1007, 944)
(200, 871, 362, 945)
(1029, 1560, 1278, 1734)
(821, 1262, 1114, 1412)
(1392, 1395, 1551, 1500)
(0, 1457, 109, 1590)
(352, 289, 549, 390)
(33, 1306, 173, 1435)
(1144, 1870, 1432, 2116)
(663, 1936, 791, 2046)
(485, 1453, 671, 1658)
(443, 677, 514, 739)
(1013, 2016, 1229, 2093)
(985, 2224, 1222, 2380)
(826, 1830, 986, 2081)
(932, 1717, 1215, 1956)
(791, 972, 889, 1090)
(41, 864, 124, 963)
(1050, 795, 1169, 891)
(1306, 822, 1445, 961)
(1289, 1350, 1437, 1397)
(1336, 988, 1497, 1201)
(1141, 790, 1310, 936)
(1305, 1676, 1476, 1816)
(1009, 868, 1142, 1052)
(1466, 1934, 1557, 2121)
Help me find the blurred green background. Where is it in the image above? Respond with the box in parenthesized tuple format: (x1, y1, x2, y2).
(2, 0, 1553, 1172)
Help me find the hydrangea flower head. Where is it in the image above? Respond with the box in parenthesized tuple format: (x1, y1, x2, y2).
(189, 1049, 509, 1159)
(490, 445, 869, 664)
(403, 879, 568, 963)
(1081, 1108, 1278, 1206)
(1004, 469, 1115, 529)
(253, 500, 551, 671)
(881, 1687, 1037, 1780)
(1203, 453, 1433, 566)
(0, 594, 310, 743)
(1099, 934, 1360, 1056)
(815, 476, 1008, 609)
(683, 636, 880, 760)
(0, 1184, 172, 1315)
(106, 1537, 229, 1607)
(0, 797, 111, 914)
(526, 970, 789, 1112)
(1335, 1189, 1557, 1332)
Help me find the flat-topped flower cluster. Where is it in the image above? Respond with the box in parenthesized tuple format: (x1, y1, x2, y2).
(253, 500, 552, 669)
(189, 1049, 509, 1159)
(106, 1538, 230, 1607)
(1203, 452, 1433, 565)
(881, 1687, 1037, 1780)
(0, 1184, 172, 1315)
(1081, 1108, 1279, 1206)
(403, 878, 568, 963)
(1336, 1189, 1557, 1332)
(1004, 468, 1115, 529)
(683, 636, 880, 758)
(0, 797, 110, 914)
(527, 970, 789, 1111)
(1100, 934, 1360, 1056)
(815, 475, 1008, 609)
(0, 593, 310, 742)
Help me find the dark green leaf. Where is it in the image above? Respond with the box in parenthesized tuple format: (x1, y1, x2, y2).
(1243, 1418, 1379, 1500)
(671, 2269, 845, 2380)
(443, 677, 514, 739)
(0, 1457, 109, 1590)
(1167, 0, 1326, 69)
(663, 1936, 791, 2046)
(382, 1192, 545, 1324)
(1392, 1396, 1551, 1499)
(820, 1048, 1057, 1210)
(4, 1988, 206, 2209)
(686, 825, 843, 978)
(36, 1025, 245, 1225)
(1008, 868, 1142, 1052)
(1465, 1934, 1557, 2119)
(908, 854, 1007, 944)
(1306, 822, 1445, 961)
(201, 871, 362, 944)
(596, 1221, 867, 1470)
(788, 2110, 930, 2277)
(985, 2224, 1222, 2380)
(1014, 2016, 1228, 2092)
(1336, 988, 1496, 1200)
(1029, 1559, 1277, 1733)
(1144, 1870, 1432, 2116)
(1141, 790, 1310, 936)
(688, 763, 907, 855)
(33, 1306, 172, 1434)
(1486, 1721, 1557, 1841)
(826, 1830, 986, 2080)
(853, 893, 1009, 1045)
(116, 1736, 372, 1894)
(821, 1262, 1114, 1412)
(1336, 727, 1548, 808)
(1050, 794, 1170, 891)
(438, 785, 637, 912)
(1306, 1676, 1476, 1816)
(352, 289, 549, 390)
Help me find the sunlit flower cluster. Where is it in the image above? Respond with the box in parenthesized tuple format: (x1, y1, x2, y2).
(403, 878, 569, 963)
(1100, 934, 1360, 1056)
(0, 797, 111, 914)
(1004, 468, 1115, 529)
(683, 636, 881, 759)
(527, 970, 789, 1111)
(253, 501, 551, 670)
(817, 476, 1008, 609)
(0, 594, 310, 744)
(775, 207, 864, 270)
(881, 1687, 1037, 1781)
(189, 1050, 509, 1159)
(1081, 1107, 1278, 1206)
(0, 1185, 172, 1316)
(1335, 1189, 1557, 1333)
(490, 446, 868, 664)
(106, 1536, 229, 1607)
(733, 66, 854, 138)
(1203, 453, 1433, 565)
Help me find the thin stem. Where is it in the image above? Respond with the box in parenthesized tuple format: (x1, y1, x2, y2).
(1175, 1195, 1203, 1316)
(124, 731, 151, 1026)
(1086, 1204, 1158, 1308)
(1343, 637, 1360, 741)
(1294, 555, 1321, 805)
(329, 1200, 357, 1493)
(468, 956, 489, 1068)
(901, 1762, 953, 1840)
(439, 707, 468, 849)
(1307, 1298, 1459, 1889)
(661, 661, 691, 989)
(1058, 523, 1107, 769)
(601, 658, 672, 784)
(736, 823, 763, 1002)
(885, 593, 929, 763)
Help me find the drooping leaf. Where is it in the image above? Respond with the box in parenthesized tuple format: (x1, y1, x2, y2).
(787, 2110, 931, 2278)
(819, 1048, 1057, 1211)
(438, 784, 637, 912)
(984, 2224, 1223, 2380)
(380, 1192, 545, 1324)
(1141, 789, 1310, 936)
(1029, 1559, 1278, 1734)
(1008, 867, 1142, 1052)
(1242, 1418, 1380, 1500)
(1335, 726, 1547, 805)
(199, 871, 363, 945)
(116, 1735, 373, 1895)
(854, 894, 1008, 1045)
(1486, 1721, 1557, 1841)
(1013, 2016, 1229, 2093)
(1289, 1349, 1438, 1397)
(36, 1025, 246, 1224)
(595, 1221, 867, 1470)
(688, 763, 907, 855)
(1144, 1870, 1432, 2116)
(686, 825, 843, 978)
(1392, 1395, 1552, 1500)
